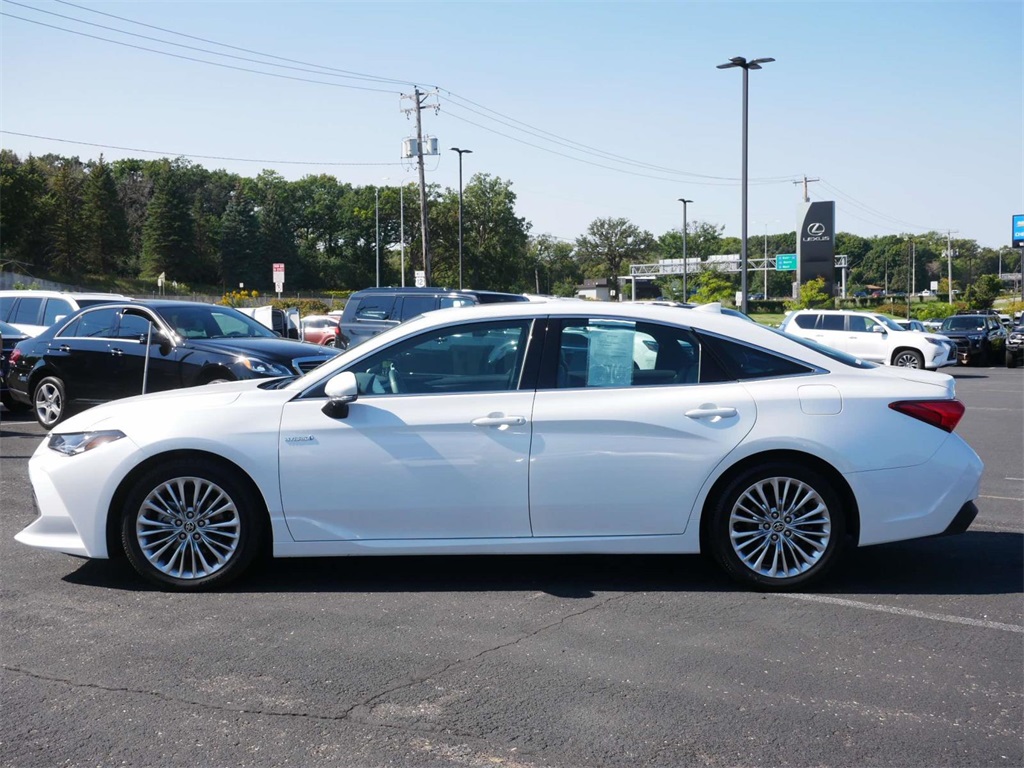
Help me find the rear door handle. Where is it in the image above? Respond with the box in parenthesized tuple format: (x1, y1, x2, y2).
(471, 415, 527, 427)
(685, 405, 738, 420)
(110, 348, 124, 357)
(58, 344, 71, 353)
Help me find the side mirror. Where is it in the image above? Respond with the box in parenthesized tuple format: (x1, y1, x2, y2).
(872, 326, 886, 334)
(322, 371, 358, 418)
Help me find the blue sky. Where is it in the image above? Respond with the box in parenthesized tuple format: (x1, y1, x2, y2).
(1, 0, 1020, 249)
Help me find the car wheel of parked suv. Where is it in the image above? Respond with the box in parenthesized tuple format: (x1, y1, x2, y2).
(33, 375, 66, 429)
(1007, 350, 1018, 369)
(892, 350, 924, 368)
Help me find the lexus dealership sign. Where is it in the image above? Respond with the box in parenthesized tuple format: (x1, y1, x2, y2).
(797, 201, 836, 295)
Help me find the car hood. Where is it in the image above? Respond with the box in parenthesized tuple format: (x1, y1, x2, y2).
(937, 329, 985, 339)
(180, 336, 339, 362)
(53, 379, 271, 432)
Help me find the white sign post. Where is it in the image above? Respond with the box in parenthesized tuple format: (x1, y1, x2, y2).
(273, 263, 285, 298)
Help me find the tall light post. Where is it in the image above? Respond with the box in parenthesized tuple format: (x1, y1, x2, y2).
(678, 198, 692, 300)
(450, 147, 473, 289)
(374, 186, 381, 288)
(717, 55, 774, 314)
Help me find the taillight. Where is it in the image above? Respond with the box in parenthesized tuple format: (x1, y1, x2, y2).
(889, 399, 965, 432)
(9, 348, 22, 366)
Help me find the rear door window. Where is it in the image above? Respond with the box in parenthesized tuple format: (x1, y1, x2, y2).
(398, 295, 438, 321)
(820, 314, 844, 331)
(792, 314, 818, 330)
(11, 298, 43, 325)
(353, 295, 396, 321)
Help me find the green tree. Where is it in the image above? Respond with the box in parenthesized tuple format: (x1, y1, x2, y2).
(962, 274, 1002, 309)
(786, 276, 832, 310)
(141, 161, 197, 280)
(0, 151, 51, 273)
(218, 185, 259, 288)
(529, 234, 581, 296)
(575, 217, 655, 282)
(81, 156, 130, 276)
(690, 268, 736, 304)
(47, 158, 87, 279)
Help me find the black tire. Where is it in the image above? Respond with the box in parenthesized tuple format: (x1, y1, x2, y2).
(708, 462, 847, 591)
(892, 349, 925, 368)
(33, 375, 67, 429)
(1007, 350, 1019, 369)
(120, 459, 265, 591)
(977, 344, 990, 367)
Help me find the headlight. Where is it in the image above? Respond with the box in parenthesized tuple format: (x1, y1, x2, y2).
(48, 430, 126, 456)
(237, 357, 292, 376)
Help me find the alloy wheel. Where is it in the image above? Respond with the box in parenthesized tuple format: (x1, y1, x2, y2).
(728, 476, 831, 580)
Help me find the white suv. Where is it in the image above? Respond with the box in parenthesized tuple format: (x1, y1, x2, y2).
(780, 309, 957, 370)
(0, 290, 129, 336)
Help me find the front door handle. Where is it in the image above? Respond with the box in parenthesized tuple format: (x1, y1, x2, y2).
(471, 415, 527, 428)
(685, 405, 738, 420)
(58, 344, 71, 353)
(110, 348, 124, 357)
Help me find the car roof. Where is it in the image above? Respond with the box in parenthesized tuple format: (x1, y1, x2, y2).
(349, 287, 528, 299)
(0, 289, 128, 299)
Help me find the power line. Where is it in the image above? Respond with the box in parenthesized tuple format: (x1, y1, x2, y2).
(443, 97, 793, 183)
(51, 0, 416, 87)
(5, 0, 411, 88)
(817, 179, 942, 233)
(442, 110, 790, 187)
(0, 130, 405, 166)
(0, 12, 401, 94)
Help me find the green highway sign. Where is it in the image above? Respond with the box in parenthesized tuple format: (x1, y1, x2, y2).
(775, 254, 797, 271)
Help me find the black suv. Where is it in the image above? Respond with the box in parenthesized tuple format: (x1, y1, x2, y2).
(937, 313, 1008, 366)
(1005, 320, 1023, 368)
(338, 287, 530, 347)
(7, 300, 340, 427)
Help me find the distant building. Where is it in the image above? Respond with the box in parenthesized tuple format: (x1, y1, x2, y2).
(576, 277, 617, 302)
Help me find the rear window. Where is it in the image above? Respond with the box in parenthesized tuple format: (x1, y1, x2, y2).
(700, 333, 814, 380)
(398, 295, 437, 320)
(792, 314, 818, 330)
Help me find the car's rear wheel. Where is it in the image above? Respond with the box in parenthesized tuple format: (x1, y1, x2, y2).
(120, 459, 265, 590)
(33, 376, 66, 429)
(1007, 350, 1018, 369)
(892, 349, 924, 368)
(709, 463, 846, 591)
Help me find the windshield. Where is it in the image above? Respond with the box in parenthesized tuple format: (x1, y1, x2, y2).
(942, 316, 985, 331)
(766, 327, 877, 369)
(875, 315, 905, 331)
(156, 305, 279, 340)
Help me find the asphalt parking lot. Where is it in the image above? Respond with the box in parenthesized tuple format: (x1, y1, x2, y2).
(1, 367, 1021, 768)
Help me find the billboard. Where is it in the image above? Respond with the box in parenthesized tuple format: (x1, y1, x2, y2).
(1013, 214, 1024, 249)
(797, 201, 836, 295)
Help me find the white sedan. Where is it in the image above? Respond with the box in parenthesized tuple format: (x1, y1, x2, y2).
(17, 301, 982, 592)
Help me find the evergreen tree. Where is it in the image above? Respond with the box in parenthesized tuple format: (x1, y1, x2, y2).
(141, 162, 196, 280)
(82, 156, 130, 276)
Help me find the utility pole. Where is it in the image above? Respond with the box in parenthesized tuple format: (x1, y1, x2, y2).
(793, 176, 820, 203)
(401, 88, 439, 285)
(678, 198, 692, 300)
(946, 230, 958, 305)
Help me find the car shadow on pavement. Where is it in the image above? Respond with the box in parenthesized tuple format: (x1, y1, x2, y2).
(63, 530, 1022, 598)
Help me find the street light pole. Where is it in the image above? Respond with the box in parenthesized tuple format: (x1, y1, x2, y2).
(717, 56, 774, 315)
(678, 198, 692, 300)
(450, 147, 473, 289)
(374, 186, 380, 288)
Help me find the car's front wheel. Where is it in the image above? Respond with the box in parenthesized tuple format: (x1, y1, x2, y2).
(33, 376, 66, 429)
(708, 462, 847, 591)
(892, 349, 924, 368)
(120, 459, 265, 590)
(1007, 350, 1019, 369)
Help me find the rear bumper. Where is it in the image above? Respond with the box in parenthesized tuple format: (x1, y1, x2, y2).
(938, 500, 978, 536)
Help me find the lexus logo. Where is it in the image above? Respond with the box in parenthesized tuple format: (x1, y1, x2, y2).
(807, 222, 826, 236)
